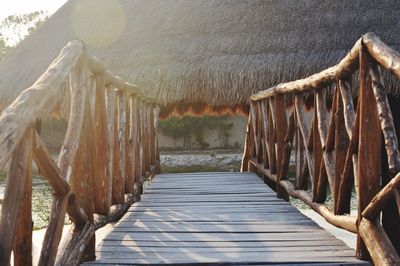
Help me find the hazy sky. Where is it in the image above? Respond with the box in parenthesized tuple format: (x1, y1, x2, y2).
(0, 0, 68, 21)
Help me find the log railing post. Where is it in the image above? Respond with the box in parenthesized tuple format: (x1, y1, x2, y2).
(356, 47, 381, 260)
(124, 93, 134, 193)
(127, 95, 136, 194)
(154, 105, 161, 173)
(118, 90, 127, 197)
(92, 74, 110, 214)
(112, 90, 124, 204)
(275, 95, 289, 200)
(105, 86, 116, 206)
(5, 128, 33, 266)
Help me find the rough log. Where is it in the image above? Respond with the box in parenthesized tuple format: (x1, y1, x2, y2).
(0, 41, 83, 170)
(336, 100, 359, 215)
(105, 86, 116, 206)
(67, 92, 96, 260)
(312, 98, 324, 201)
(118, 91, 127, 197)
(240, 113, 252, 172)
(92, 74, 111, 214)
(94, 194, 135, 229)
(251, 38, 361, 101)
(268, 99, 277, 174)
(250, 102, 260, 161)
(112, 91, 124, 204)
(249, 159, 357, 233)
(368, 63, 400, 173)
(356, 48, 381, 260)
(315, 91, 336, 201)
(363, 32, 400, 80)
(124, 95, 134, 193)
(358, 218, 400, 266)
(275, 95, 289, 200)
(260, 100, 270, 169)
(3, 130, 32, 266)
(39, 65, 87, 266)
(295, 96, 314, 179)
(333, 88, 350, 214)
(55, 222, 95, 266)
(279, 111, 295, 181)
(363, 171, 400, 219)
(58, 66, 86, 182)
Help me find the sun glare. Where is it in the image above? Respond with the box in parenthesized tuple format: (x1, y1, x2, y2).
(0, 0, 68, 21)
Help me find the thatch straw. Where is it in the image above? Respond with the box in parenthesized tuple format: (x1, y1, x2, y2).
(0, 0, 399, 115)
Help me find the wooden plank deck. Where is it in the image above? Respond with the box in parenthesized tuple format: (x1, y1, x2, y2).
(86, 172, 369, 265)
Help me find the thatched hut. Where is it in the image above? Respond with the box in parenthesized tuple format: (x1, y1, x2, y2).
(0, 0, 399, 117)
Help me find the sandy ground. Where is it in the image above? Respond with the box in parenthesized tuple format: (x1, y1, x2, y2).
(31, 223, 116, 265)
(299, 209, 357, 249)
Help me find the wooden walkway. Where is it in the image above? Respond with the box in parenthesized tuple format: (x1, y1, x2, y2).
(87, 172, 368, 265)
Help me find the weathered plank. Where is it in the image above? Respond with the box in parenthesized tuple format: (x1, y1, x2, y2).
(87, 172, 366, 265)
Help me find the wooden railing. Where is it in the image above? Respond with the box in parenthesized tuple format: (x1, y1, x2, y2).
(0, 40, 160, 265)
(242, 32, 400, 266)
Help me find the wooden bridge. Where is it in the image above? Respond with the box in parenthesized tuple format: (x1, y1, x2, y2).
(0, 32, 400, 265)
(87, 172, 366, 265)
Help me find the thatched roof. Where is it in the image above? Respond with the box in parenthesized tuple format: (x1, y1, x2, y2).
(0, 0, 399, 115)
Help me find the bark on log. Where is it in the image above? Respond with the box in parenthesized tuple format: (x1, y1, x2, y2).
(368, 63, 400, 173)
(268, 99, 277, 174)
(363, 32, 400, 80)
(240, 113, 252, 172)
(363, 171, 400, 219)
(92, 74, 111, 214)
(55, 222, 95, 266)
(295, 96, 314, 179)
(333, 87, 349, 213)
(260, 100, 270, 169)
(0, 41, 83, 170)
(249, 159, 357, 233)
(275, 95, 289, 200)
(356, 48, 381, 260)
(358, 218, 400, 266)
(105, 86, 115, 206)
(6, 130, 33, 266)
(94, 194, 135, 229)
(251, 38, 361, 101)
(112, 91, 124, 204)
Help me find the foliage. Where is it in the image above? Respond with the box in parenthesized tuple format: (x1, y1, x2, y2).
(159, 115, 233, 149)
(0, 11, 48, 60)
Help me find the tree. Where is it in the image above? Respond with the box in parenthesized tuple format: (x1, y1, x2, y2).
(0, 10, 48, 60)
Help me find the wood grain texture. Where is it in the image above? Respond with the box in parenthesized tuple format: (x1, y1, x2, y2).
(86, 172, 366, 266)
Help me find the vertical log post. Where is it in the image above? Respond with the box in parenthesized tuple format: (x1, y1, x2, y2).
(105, 86, 115, 207)
(124, 93, 134, 193)
(275, 95, 289, 200)
(92, 74, 110, 214)
(112, 90, 124, 204)
(241, 114, 252, 172)
(154, 106, 161, 173)
(356, 47, 381, 260)
(0, 133, 32, 265)
(67, 90, 96, 261)
(260, 100, 270, 169)
(118, 90, 127, 196)
(10, 129, 33, 266)
(39, 66, 86, 266)
(268, 99, 277, 174)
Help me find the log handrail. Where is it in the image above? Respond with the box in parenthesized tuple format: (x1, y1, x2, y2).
(0, 40, 160, 265)
(242, 32, 400, 266)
